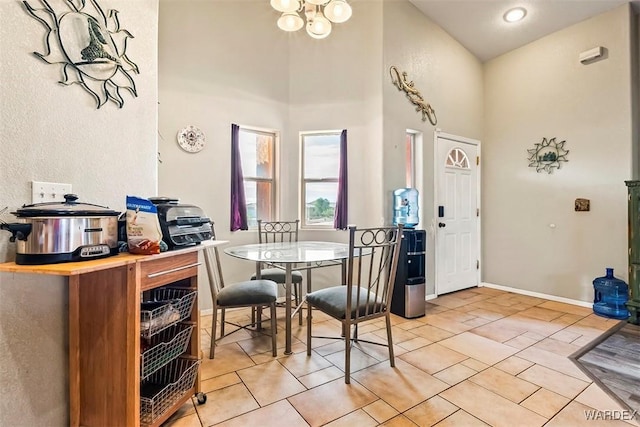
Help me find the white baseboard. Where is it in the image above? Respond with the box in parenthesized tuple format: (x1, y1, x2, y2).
(480, 282, 592, 309)
(425, 294, 437, 301)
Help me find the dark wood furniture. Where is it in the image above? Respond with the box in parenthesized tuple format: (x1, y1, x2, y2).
(625, 181, 640, 324)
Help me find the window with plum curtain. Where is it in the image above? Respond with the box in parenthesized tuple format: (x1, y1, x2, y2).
(334, 130, 348, 229)
(230, 124, 276, 230)
(230, 124, 247, 231)
(301, 130, 347, 229)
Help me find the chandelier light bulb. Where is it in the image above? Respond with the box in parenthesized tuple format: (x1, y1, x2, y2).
(271, 0, 300, 13)
(277, 12, 304, 31)
(306, 14, 332, 39)
(324, 0, 352, 23)
(272, 0, 351, 38)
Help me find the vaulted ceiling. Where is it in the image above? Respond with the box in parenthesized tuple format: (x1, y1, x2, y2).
(408, 0, 633, 62)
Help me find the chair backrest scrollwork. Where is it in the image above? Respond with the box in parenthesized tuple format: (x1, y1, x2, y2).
(346, 224, 403, 320)
(257, 220, 300, 244)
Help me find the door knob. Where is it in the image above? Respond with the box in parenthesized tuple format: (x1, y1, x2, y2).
(438, 222, 446, 228)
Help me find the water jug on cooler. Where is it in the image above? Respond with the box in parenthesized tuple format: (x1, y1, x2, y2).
(393, 188, 419, 228)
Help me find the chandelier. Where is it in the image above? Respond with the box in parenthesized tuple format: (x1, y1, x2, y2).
(270, 0, 353, 39)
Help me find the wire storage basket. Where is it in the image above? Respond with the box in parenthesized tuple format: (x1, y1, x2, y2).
(141, 323, 195, 380)
(140, 288, 197, 339)
(140, 357, 201, 425)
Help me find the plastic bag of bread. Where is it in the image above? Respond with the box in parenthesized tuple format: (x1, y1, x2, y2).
(126, 196, 162, 254)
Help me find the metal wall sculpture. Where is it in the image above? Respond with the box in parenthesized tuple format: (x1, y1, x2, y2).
(23, 0, 139, 109)
(389, 66, 437, 126)
(527, 137, 569, 173)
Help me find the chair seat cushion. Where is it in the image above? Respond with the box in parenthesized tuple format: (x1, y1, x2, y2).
(306, 286, 385, 319)
(251, 268, 303, 284)
(217, 280, 277, 306)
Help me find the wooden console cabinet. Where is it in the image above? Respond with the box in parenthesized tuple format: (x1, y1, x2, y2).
(625, 181, 640, 324)
(0, 242, 222, 426)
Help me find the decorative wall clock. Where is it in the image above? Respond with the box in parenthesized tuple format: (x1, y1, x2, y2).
(23, 0, 139, 109)
(527, 137, 569, 173)
(177, 126, 206, 153)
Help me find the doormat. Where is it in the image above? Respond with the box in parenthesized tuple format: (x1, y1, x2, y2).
(570, 321, 640, 413)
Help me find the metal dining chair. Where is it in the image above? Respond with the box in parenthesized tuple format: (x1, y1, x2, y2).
(204, 227, 278, 359)
(305, 224, 403, 383)
(250, 220, 307, 323)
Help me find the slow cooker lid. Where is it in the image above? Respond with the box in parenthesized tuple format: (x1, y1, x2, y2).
(15, 194, 120, 217)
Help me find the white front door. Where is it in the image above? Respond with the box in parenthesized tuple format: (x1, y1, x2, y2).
(435, 133, 480, 295)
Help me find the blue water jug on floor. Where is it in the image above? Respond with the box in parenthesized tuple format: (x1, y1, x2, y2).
(593, 268, 630, 320)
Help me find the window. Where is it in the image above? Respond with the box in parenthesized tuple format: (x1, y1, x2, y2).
(301, 132, 341, 227)
(405, 131, 416, 188)
(239, 127, 276, 227)
(446, 147, 470, 169)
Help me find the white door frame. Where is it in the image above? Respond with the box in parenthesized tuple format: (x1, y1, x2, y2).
(433, 130, 482, 296)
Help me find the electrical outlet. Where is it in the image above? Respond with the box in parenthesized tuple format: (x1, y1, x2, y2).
(31, 181, 72, 204)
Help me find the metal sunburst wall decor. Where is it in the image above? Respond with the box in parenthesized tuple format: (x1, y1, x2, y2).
(23, 0, 139, 109)
(527, 137, 569, 173)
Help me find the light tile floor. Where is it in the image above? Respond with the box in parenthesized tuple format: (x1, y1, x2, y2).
(164, 287, 640, 427)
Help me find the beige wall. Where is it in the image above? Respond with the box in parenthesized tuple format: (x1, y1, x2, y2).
(0, 1, 159, 425)
(1, 0, 637, 423)
(382, 0, 484, 296)
(158, 1, 388, 304)
(158, 0, 290, 212)
(158, 0, 290, 305)
(158, 0, 485, 304)
(288, 1, 386, 229)
(483, 5, 635, 301)
(634, 13, 640, 180)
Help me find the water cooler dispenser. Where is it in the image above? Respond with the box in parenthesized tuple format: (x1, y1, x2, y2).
(391, 228, 426, 318)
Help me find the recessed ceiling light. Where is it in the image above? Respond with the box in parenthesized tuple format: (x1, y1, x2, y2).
(503, 7, 527, 23)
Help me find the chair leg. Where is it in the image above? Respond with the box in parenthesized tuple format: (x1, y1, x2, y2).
(270, 303, 277, 357)
(344, 322, 351, 384)
(220, 308, 226, 337)
(210, 305, 218, 359)
(306, 300, 312, 356)
(306, 266, 312, 323)
(385, 313, 395, 367)
(295, 282, 303, 325)
(256, 307, 263, 330)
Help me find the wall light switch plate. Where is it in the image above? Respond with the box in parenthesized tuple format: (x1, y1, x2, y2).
(31, 181, 72, 204)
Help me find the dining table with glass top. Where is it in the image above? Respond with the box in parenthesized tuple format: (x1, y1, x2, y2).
(224, 241, 350, 355)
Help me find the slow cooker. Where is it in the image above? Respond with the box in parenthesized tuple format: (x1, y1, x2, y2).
(0, 194, 120, 265)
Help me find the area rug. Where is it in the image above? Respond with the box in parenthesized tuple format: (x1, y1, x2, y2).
(570, 321, 640, 413)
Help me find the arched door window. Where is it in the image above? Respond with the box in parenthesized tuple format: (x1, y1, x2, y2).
(446, 147, 470, 169)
